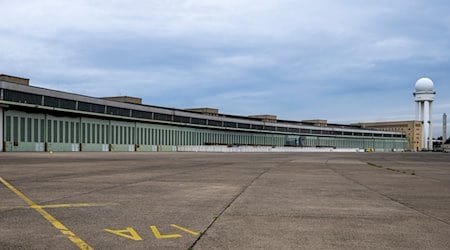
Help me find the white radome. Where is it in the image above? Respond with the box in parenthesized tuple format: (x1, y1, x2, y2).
(415, 77, 434, 92)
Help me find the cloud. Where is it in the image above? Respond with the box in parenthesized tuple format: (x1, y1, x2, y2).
(213, 55, 274, 68)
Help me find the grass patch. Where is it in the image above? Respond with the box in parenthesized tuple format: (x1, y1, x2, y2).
(367, 162, 383, 168)
(367, 162, 416, 176)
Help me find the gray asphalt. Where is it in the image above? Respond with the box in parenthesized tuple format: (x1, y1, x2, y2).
(0, 152, 449, 249)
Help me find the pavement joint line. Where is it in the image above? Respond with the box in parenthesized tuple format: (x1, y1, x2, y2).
(0, 177, 94, 250)
(324, 161, 450, 226)
(0, 202, 118, 210)
(188, 165, 278, 250)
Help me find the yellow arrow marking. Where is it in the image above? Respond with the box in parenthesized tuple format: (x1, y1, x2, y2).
(104, 227, 143, 241)
(171, 224, 200, 236)
(0, 177, 93, 250)
(150, 225, 182, 239)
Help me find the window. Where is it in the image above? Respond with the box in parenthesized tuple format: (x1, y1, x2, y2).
(40, 119, 45, 142)
(322, 130, 332, 135)
(27, 118, 32, 142)
(34, 119, 39, 142)
(107, 106, 130, 117)
(78, 102, 105, 114)
(132, 110, 153, 119)
(111, 125, 115, 144)
(101, 125, 105, 144)
(174, 116, 190, 123)
(4, 89, 41, 105)
(137, 128, 141, 144)
(20, 118, 25, 141)
(288, 128, 298, 133)
(264, 126, 275, 131)
(44, 96, 76, 110)
(105, 125, 109, 144)
(238, 123, 251, 129)
(5, 116, 11, 141)
(332, 131, 342, 135)
(12, 117, 18, 142)
(119, 126, 123, 144)
(97, 124, 101, 143)
(276, 127, 287, 132)
(48, 121, 52, 142)
(92, 124, 96, 144)
(87, 123, 91, 143)
(191, 118, 207, 125)
(154, 113, 172, 121)
(127, 127, 131, 144)
(224, 122, 237, 128)
(59, 121, 64, 143)
(65, 122, 69, 143)
(53, 121, 58, 143)
(252, 125, 263, 130)
(81, 123, 86, 143)
(300, 129, 310, 134)
(70, 122, 75, 143)
(76, 122, 80, 143)
(208, 120, 222, 127)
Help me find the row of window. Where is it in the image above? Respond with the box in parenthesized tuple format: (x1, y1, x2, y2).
(5, 116, 46, 143)
(4, 116, 404, 149)
(303, 137, 407, 148)
(3, 115, 287, 146)
(2, 89, 404, 138)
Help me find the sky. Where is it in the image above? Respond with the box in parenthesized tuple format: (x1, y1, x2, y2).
(1, 0, 449, 137)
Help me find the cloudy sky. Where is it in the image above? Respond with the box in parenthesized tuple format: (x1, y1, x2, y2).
(1, 0, 449, 136)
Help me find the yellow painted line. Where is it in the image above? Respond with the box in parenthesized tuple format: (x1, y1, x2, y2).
(40, 203, 116, 209)
(0, 177, 93, 250)
(104, 227, 143, 241)
(0, 203, 117, 210)
(150, 225, 182, 239)
(171, 224, 200, 236)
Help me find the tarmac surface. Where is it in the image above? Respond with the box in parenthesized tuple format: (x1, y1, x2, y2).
(0, 152, 449, 249)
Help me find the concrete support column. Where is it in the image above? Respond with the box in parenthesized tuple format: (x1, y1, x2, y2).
(429, 102, 433, 150)
(423, 101, 430, 150)
(415, 102, 420, 120)
(0, 107, 3, 152)
(419, 102, 425, 149)
(420, 102, 425, 121)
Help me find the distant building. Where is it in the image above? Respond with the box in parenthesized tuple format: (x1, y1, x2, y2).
(355, 121, 422, 151)
(0, 74, 408, 152)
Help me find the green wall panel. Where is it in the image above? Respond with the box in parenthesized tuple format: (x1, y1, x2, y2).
(3, 109, 408, 152)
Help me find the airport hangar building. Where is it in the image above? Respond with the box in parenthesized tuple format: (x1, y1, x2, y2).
(0, 75, 408, 152)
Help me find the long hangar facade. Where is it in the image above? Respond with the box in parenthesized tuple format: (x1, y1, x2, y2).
(0, 75, 408, 152)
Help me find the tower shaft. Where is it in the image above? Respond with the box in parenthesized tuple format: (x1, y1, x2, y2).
(413, 77, 435, 151)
